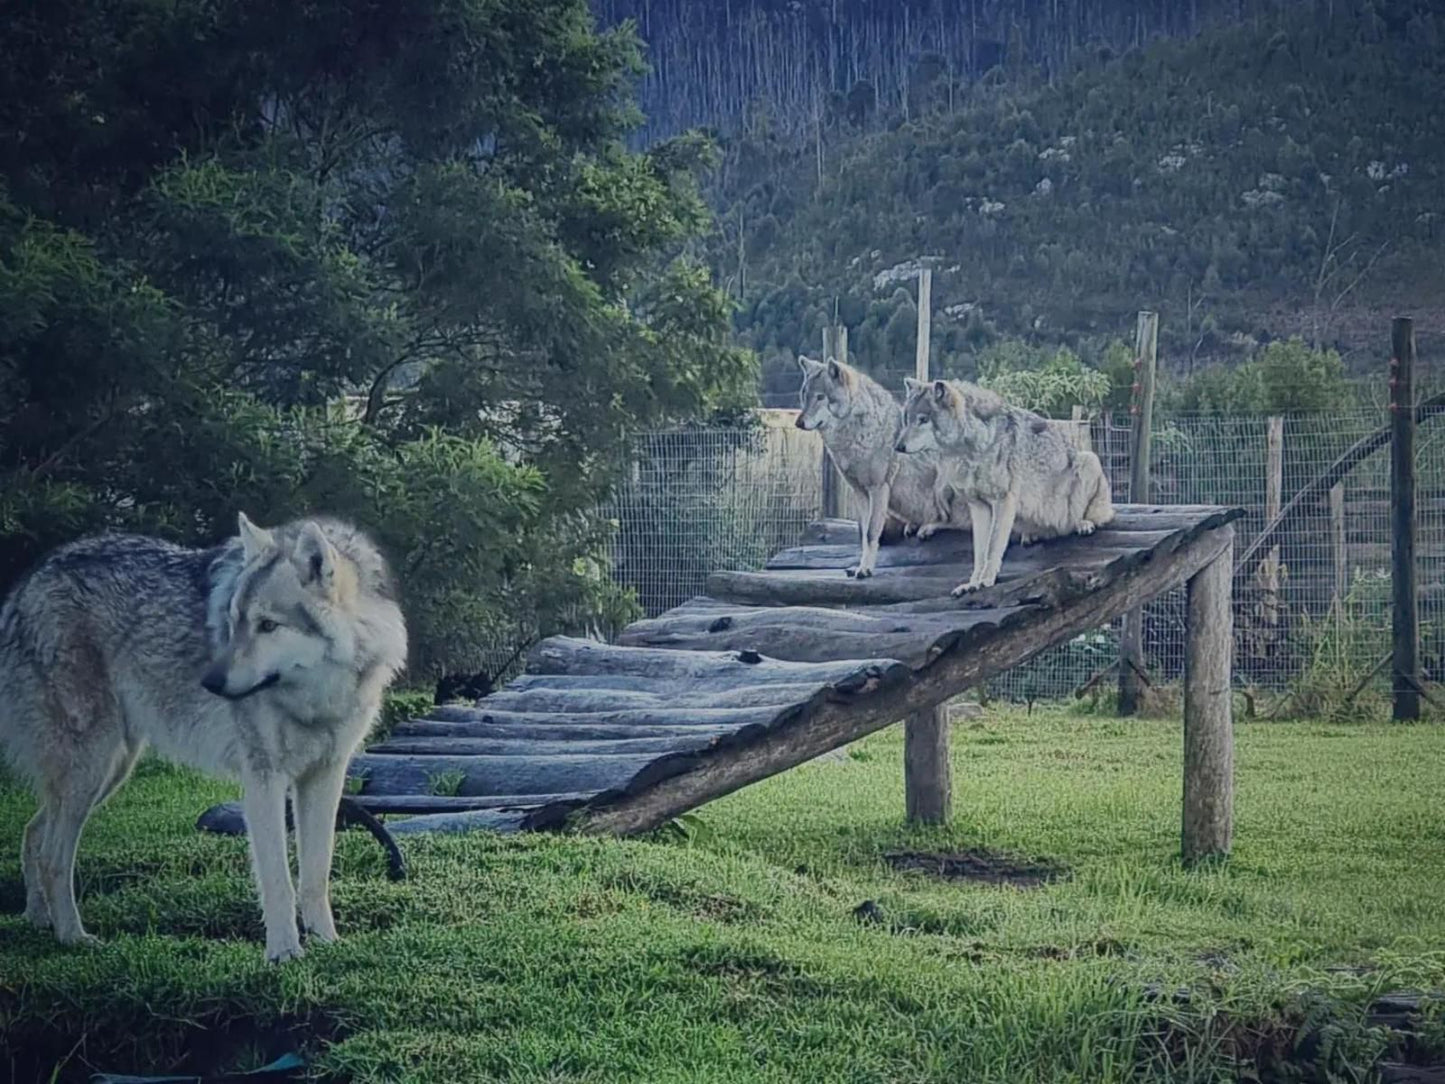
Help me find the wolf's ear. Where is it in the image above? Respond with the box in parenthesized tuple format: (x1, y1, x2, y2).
(797, 354, 823, 374)
(931, 380, 958, 411)
(237, 513, 276, 562)
(293, 521, 338, 595)
(903, 376, 922, 395)
(826, 357, 844, 381)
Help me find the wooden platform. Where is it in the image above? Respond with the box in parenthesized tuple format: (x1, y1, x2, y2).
(198, 504, 1243, 858)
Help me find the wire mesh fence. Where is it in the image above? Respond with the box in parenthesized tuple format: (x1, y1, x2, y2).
(604, 406, 1445, 705)
(606, 417, 823, 618)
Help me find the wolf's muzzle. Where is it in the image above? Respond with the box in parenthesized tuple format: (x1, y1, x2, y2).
(201, 668, 281, 700)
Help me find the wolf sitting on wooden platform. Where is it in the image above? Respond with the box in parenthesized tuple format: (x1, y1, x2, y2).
(896, 378, 1115, 594)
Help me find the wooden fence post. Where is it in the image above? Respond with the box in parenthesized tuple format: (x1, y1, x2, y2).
(1259, 416, 1284, 641)
(820, 325, 849, 520)
(1183, 525, 1235, 864)
(1119, 310, 1158, 715)
(1390, 317, 1420, 721)
(904, 266, 950, 824)
(1329, 481, 1347, 613)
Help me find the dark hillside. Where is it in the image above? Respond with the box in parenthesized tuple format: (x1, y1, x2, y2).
(691, 3, 1445, 399)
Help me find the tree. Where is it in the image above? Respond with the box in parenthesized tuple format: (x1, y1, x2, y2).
(0, 0, 756, 680)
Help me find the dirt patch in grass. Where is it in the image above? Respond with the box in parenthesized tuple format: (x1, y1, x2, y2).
(883, 848, 1066, 888)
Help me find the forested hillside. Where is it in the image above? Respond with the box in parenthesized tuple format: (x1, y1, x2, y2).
(603, 2, 1445, 403)
(596, 0, 1289, 144)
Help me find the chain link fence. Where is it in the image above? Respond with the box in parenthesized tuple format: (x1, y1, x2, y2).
(605, 406, 1444, 704)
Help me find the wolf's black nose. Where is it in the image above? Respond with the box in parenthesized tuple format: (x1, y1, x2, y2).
(893, 441, 906, 453)
(200, 667, 226, 695)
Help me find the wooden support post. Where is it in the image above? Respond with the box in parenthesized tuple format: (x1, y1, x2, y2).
(1119, 310, 1158, 716)
(1390, 317, 1420, 721)
(905, 703, 951, 824)
(1329, 481, 1347, 613)
(914, 268, 931, 380)
(1183, 524, 1234, 864)
(904, 266, 950, 825)
(1069, 404, 1091, 453)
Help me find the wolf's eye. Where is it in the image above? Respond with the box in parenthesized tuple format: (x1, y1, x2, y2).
(257, 618, 279, 634)
(814, 392, 825, 401)
(917, 415, 930, 424)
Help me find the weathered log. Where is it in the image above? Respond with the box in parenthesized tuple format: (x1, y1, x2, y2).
(349, 752, 674, 798)
(575, 523, 1235, 837)
(801, 506, 1234, 546)
(707, 569, 989, 607)
(391, 719, 748, 741)
(198, 794, 590, 826)
(1182, 527, 1235, 863)
(367, 734, 723, 757)
(526, 636, 900, 685)
(386, 809, 532, 835)
(419, 705, 786, 729)
(618, 607, 1024, 667)
(766, 529, 1178, 571)
(476, 682, 848, 713)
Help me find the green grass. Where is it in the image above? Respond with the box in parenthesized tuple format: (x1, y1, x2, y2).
(2, 706, 1443, 1083)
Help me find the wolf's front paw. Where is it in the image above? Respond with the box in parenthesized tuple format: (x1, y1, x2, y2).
(950, 580, 981, 598)
(1075, 520, 1097, 536)
(916, 523, 940, 540)
(853, 566, 874, 579)
(902, 522, 918, 538)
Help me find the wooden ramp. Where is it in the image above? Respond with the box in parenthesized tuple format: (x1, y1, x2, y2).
(198, 504, 1243, 858)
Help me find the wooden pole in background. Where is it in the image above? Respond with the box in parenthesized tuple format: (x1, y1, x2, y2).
(1329, 481, 1347, 614)
(904, 266, 950, 824)
(1390, 317, 1420, 721)
(1119, 310, 1158, 715)
(820, 325, 849, 521)
(1261, 416, 1284, 643)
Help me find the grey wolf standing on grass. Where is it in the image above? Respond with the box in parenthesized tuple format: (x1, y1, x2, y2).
(795, 355, 958, 577)
(896, 378, 1115, 594)
(0, 513, 407, 962)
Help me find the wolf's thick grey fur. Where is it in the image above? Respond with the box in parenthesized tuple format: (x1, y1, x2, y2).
(895, 378, 1115, 594)
(794, 355, 957, 576)
(0, 513, 407, 962)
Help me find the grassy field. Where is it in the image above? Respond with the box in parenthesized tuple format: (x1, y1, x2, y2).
(2, 704, 1443, 1083)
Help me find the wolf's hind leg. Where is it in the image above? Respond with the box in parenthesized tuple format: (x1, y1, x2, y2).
(39, 742, 127, 946)
(22, 810, 50, 928)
